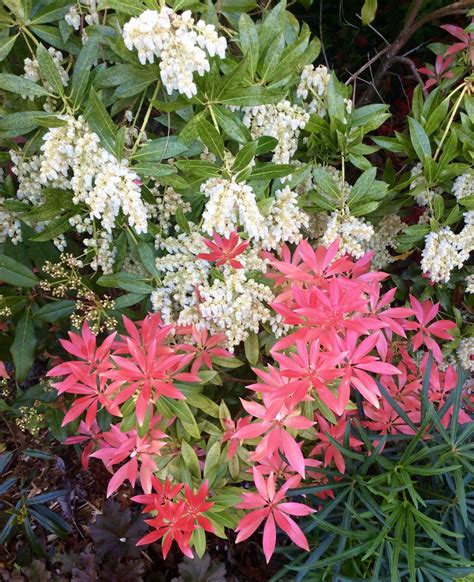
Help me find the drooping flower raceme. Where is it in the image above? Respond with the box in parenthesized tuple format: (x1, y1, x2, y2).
(201, 176, 267, 240)
(39, 115, 148, 234)
(122, 8, 226, 98)
(297, 64, 331, 116)
(242, 101, 309, 164)
(321, 211, 374, 259)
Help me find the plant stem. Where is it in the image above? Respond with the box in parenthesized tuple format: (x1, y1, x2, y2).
(433, 84, 468, 161)
(130, 82, 161, 158)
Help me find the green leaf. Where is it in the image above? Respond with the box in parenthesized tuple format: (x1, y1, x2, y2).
(192, 527, 206, 558)
(408, 117, 431, 162)
(0, 255, 38, 287)
(175, 159, 221, 178)
(232, 141, 257, 173)
(221, 0, 257, 13)
(97, 272, 154, 294)
(238, 13, 259, 77)
(244, 332, 259, 366)
(31, 0, 70, 24)
(85, 87, 116, 154)
(0, 73, 51, 97)
(133, 136, 190, 162)
(0, 34, 19, 62)
(250, 164, 294, 180)
(136, 242, 159, 277)
(11, 310, 37, 382)
(35, 300, 75, 322)
(175, 207, 191, 234)
(114, 292, 147, 309)
(259, 0, 286, 52)
(36, 43, 65, 96)
(70, 37, 100, 107)
(180, 440, 201, 478)
(28, 214, 73, 241)
(213, 105, 251, 144)
(196, 118, 225, 159)
(218, 86, 286, 107)
(161, 398, 200, 438)
(31, 24, 81, 55)
(212, 355, 243, 368)
(98, 0, 145, 16)
(203, 441, 221, 479)
(361, 0, 377, 25)
(132, 163, 177, 179)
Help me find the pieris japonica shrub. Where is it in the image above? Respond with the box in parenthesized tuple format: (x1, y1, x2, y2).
(44, 239, 472, 565)
(0, 0, 473, 575)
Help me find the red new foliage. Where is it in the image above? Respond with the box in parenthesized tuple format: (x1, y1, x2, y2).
(197, 230, 250, 269)
(132, 480, 215, 559)
(55, 240, 468, 563)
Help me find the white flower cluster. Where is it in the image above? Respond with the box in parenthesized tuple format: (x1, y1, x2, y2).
(0, 199, 22, 244)
(421, 218, 473, 284)
(151, 224, 272, 346)
(9, 152, 44, 205)
(421, 229, 463, 283)
(409, 163, 440, 206)
(38, 115, 148, 234)
(23, 48, 69, 99)
(65, 0, 99, 30)
(263, 186, 309, 250)
(370, 215, 405, 269)
(196, 269, 274, 346)
(242, 101, 309, 164)
(457, 337, 474, 373)
(84, 231, 116, 273)
(297, 64, 331, 116)
(452, 172, 474, 200)
(122, 8, 226, 98)
(321, 211, 374, 259)
(201, 177, 267, 240)
(153, 228, 210, 323)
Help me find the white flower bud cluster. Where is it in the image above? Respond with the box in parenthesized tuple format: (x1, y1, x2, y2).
(84, 230, 116, 273)
(39, 115, 148, 234)
(297, 64, 330, 117)
(466, 274, 474, 294)
(23, 48, 69, 99)
(201, 177, 267, 240)
(321, 211, 374, 259)
(421, 212, 473, 283)
(9, 152, 44, 205)
(262, 186, 309, 250)
(195, 269, 274, 346)
(122, 8, 226, 98)
(152, 185, 191, 233)
(457, 337, 474, 373)
(242, 101, 309, 164)
(153, 228, 210, 323)
(121, 253, 149, 277)
(452, 172, 474, 200)
(457, 210, 474, 256)
(370, 215, 405, 269)
(0, 198, 22, 244)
